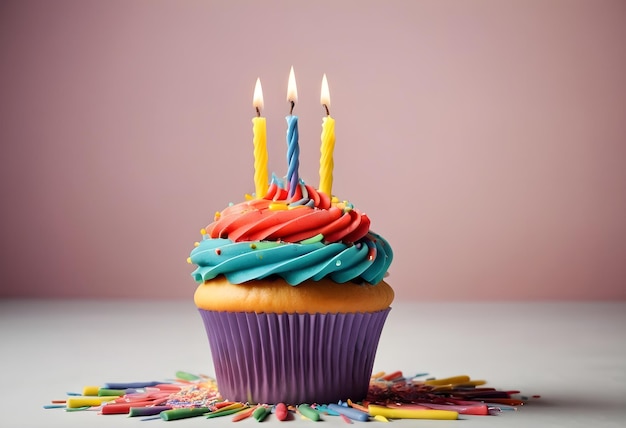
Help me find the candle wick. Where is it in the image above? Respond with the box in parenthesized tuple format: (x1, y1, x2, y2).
(290, 100, 295, 115)
(323, 104, 330, 116)
(256, 106, 261, 117)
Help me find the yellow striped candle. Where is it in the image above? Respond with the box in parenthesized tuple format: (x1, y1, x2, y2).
(319, 73, 335, 197)
(252, 78, 268, 198)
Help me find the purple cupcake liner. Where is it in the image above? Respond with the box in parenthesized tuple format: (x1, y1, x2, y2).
(198, 308, 390, 405)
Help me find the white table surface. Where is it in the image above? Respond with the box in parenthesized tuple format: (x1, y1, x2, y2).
(1, 299, 625, 427)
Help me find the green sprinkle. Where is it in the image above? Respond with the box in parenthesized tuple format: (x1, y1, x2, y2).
(300, 234, 323, 244)
(253, 406, 270, 422)
(206, 407, 247, 419)
(97, 388, 125, 396)
(160, 407, 210, 421)
(175, 371, 200, 381)
(65, 406, 90, 412)
(298, 404, 320, 421)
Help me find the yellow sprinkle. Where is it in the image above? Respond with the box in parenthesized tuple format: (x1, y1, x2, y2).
(250, 244, 257, 249)
(269, 203, 289, 211)
(200, 228, 207, 235)
(331, 196, 339, 203)
(244, 193, 253, 200)
(214, 211, 221, 219)
(194, 242, 200, 247)
(371, 371, 385, 379)
(424, 375, 470, 386)
(66, 396, 118, 408)
(186, 257, 192, 264)
(82, 385, 100, 396)
(374, 415, 389, 422)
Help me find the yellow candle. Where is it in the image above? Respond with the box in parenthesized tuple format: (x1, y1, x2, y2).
(319, 73, 335, 197)
(252, 78, 268, 198)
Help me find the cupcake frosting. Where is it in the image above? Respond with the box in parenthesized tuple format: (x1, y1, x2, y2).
(190, 177, 393, 286)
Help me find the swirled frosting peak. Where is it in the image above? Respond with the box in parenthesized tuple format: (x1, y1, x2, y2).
(189, 176, 393, 286)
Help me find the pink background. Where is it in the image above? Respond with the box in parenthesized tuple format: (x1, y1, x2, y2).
(1, 0, 625, 301)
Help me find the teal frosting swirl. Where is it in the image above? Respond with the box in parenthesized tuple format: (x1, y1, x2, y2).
(190, 232, 392, 286)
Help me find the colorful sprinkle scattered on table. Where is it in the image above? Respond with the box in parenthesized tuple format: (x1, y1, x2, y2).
(44, 370, 535, 421)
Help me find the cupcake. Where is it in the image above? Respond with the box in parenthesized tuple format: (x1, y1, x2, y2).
(189, 179, 394, 405)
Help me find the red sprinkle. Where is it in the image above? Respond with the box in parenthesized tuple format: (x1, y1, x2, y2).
(340, 414, 353, 424)
(275, 403, 288, 421)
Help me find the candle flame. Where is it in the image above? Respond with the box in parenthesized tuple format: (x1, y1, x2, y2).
(287, 66, 298, 104)
(253, 78, 264, 112)
(320, 74, 331, 109)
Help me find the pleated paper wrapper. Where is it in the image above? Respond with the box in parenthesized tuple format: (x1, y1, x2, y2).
(198, 308, 391, 405)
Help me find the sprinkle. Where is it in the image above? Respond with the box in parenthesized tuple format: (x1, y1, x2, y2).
(274, 403, 289, 421)
(381, 370, 403, 381)
(347, 399, 369, 413)
(161, 407, 210, 421)
(97, 388, 126, 396)
(205, 404, 247, 419)
(200, 228, 207, 235)
(175, 371, 200, 381)
(194, 241, 200, 247)
(298, 404, 320, 421)
(424, 375, 470, 386)
(269, 202, 289, 210)
(128, 406, 172, 417)
(43, 404, 66, 409)
(231, 405, 257, 422)
(374, 414, 389, 422)
(104, 381, 163, 389)
(300, 234, 323, 244)
(82, 386, 100, 396)
(66, 396, 117, 408)
(250, 243, 257, 249)
(313, 404, 338, 416)
(252, 406, 271, 422)
(340, 414, 353, 424)
(215, 249, 221, 255)
(328, 403, 369, 422)
(368, 405, 458, 420)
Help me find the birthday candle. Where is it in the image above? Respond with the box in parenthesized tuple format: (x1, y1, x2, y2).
(319, 73, 335, 197)
(252, 78, 269, 198)
(286, 66, 300, 198)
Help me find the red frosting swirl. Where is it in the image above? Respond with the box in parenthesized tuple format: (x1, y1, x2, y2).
(205, 183, 371, 244)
